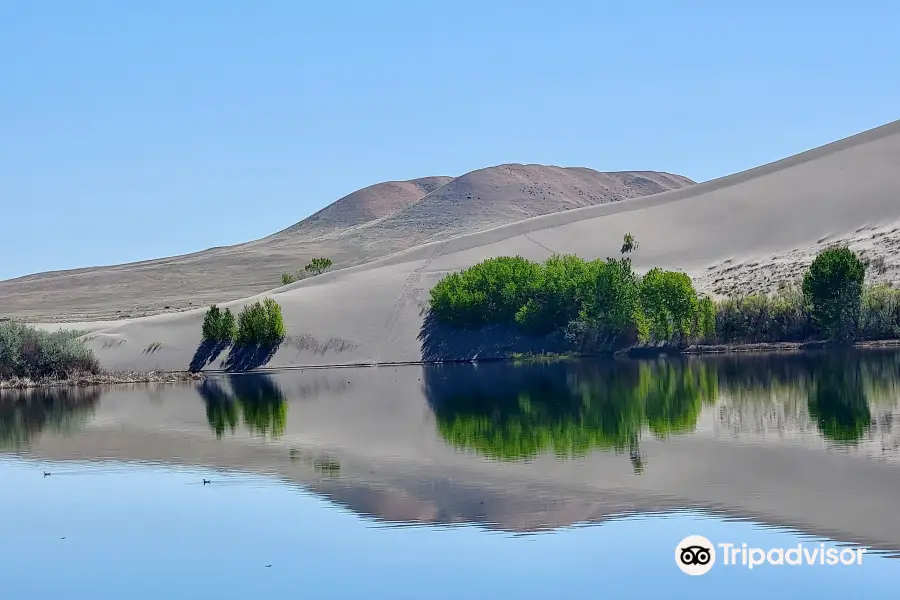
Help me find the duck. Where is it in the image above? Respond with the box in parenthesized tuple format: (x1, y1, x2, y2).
(203, 479, 211, 485)
(43, 472, 51, 477)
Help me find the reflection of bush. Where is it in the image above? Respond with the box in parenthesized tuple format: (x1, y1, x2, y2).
(709, 351, 889, 444)
(198, 374, 287, 439)
(428, 350, 900, 460)
(427, 360, 717, 463)
(0, 387, 101, 449)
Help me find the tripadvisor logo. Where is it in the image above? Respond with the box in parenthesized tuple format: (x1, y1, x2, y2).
(675, 535, 867, 576)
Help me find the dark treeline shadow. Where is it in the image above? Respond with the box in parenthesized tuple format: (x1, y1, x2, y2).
(189, 340, 231, 373)
(424, 359, 718, 471)
(0, 387, 102, 449)
(197, 374, 287, 439)
(425, 349, 900, 465)
(418, 311, 571, 362)
(189, 340, 283, 373)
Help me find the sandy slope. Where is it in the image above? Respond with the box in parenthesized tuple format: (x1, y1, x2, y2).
(0, 167, 689, 322)
(60, 119, 900, 373)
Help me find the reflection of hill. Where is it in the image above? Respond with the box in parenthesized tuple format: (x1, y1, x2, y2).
(0, 387, 101, 449)
(425, 360, 718, 466)
(198, 374, 287, 439)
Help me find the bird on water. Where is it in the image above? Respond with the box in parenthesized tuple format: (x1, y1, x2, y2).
(203, 479, 211, 485)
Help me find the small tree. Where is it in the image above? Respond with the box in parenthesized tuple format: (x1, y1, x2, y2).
(202, 305, 223, 341)
(639, 268, 699, 343)
(263, 297, 286, 340)
(621, 232, 639, 256)
(220, 308, 237, 341)
(304, 257, 333, 276)
(802, 247, 866, 342)
(202, 305, 237, 342)
(237, 297, 285, 344)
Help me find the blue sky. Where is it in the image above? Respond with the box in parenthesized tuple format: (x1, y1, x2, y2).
(2, 1, 898, 281)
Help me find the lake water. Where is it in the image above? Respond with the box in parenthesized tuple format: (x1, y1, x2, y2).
(3, 350, 900, 598)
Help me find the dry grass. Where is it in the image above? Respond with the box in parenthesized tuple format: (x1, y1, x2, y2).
(0, 370, 203, 389)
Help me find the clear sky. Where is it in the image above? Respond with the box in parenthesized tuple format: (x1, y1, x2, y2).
(2, 1, 898, 281)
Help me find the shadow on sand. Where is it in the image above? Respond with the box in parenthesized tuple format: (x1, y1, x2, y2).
(189, 339, 283, 373)
(417, 310, 569, 362)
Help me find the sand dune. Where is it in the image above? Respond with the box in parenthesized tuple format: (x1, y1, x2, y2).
(58, 119, 900, 373)
(0, 166, 689, 322)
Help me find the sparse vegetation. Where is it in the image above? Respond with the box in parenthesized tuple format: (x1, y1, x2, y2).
(236, 297, 286, 344)
(280, 257, 334, 286)
(0, 322, 99, 380)
(201, 305, 238, 342)
(428, 237, 899, 352)
(304, 257, 333, 276)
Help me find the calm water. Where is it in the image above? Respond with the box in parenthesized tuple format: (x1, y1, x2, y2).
(3, 350, 900, 598)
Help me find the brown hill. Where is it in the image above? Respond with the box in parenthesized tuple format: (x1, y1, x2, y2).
(0, 166, 692, 321)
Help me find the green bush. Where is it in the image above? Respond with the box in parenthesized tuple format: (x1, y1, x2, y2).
(427, 238, 892, 351)
(802, 247, 866, 342)
(514, 254, 601, 333)
(281, 273, 298, 286)
(639, 268, 698, 342)
(578, 257, 647, 345)
(236, 297, 285, 344)
(858, 284, 900, 340)
(304, 257, 333, 276)
(221, 308, 237, 340)
(715, 285, 812, 343)
(202, 305, 237, 342)
(0, 322, 99, 379)
(429, 256, 543, 327)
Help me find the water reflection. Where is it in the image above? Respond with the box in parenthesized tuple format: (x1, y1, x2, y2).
(197, 374, 287, 439)
(0, 387, 101, 449)
(426, 360, 717, 467)
(426, 350, 900, 463)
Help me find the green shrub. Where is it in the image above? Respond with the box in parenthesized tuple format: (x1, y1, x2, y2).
(0, 322, 99, 379)
(202, 305, 237, 342)
(429, 256, 542, 327)
(281, 273, 298, 286)
(858, 284, 900, 340)
(573, 257, 647, 348)
(639, 268, 698, 343)
(514, 254, 601, 333)
(221, 308, 238, 341)
(304, 257, 333, 276)
(236, 297, 285, 344)
(694, 296, 716, 341)
(802, 247, 866, 341)
(715, 286, 812, 343)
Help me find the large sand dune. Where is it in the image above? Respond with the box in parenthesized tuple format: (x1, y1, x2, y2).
(65, 119, 900, 373)
(0, 166, 689, 322)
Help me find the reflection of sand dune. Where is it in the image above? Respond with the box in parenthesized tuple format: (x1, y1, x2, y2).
(6, 363, 900, 554)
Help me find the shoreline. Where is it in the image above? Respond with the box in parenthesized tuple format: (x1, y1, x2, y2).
(4, 339, 900, 389)
(0, 370, 202, 390)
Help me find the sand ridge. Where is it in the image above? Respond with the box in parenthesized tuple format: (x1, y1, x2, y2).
(0, 166, 691, 322)
(41, 119, 900, 373)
